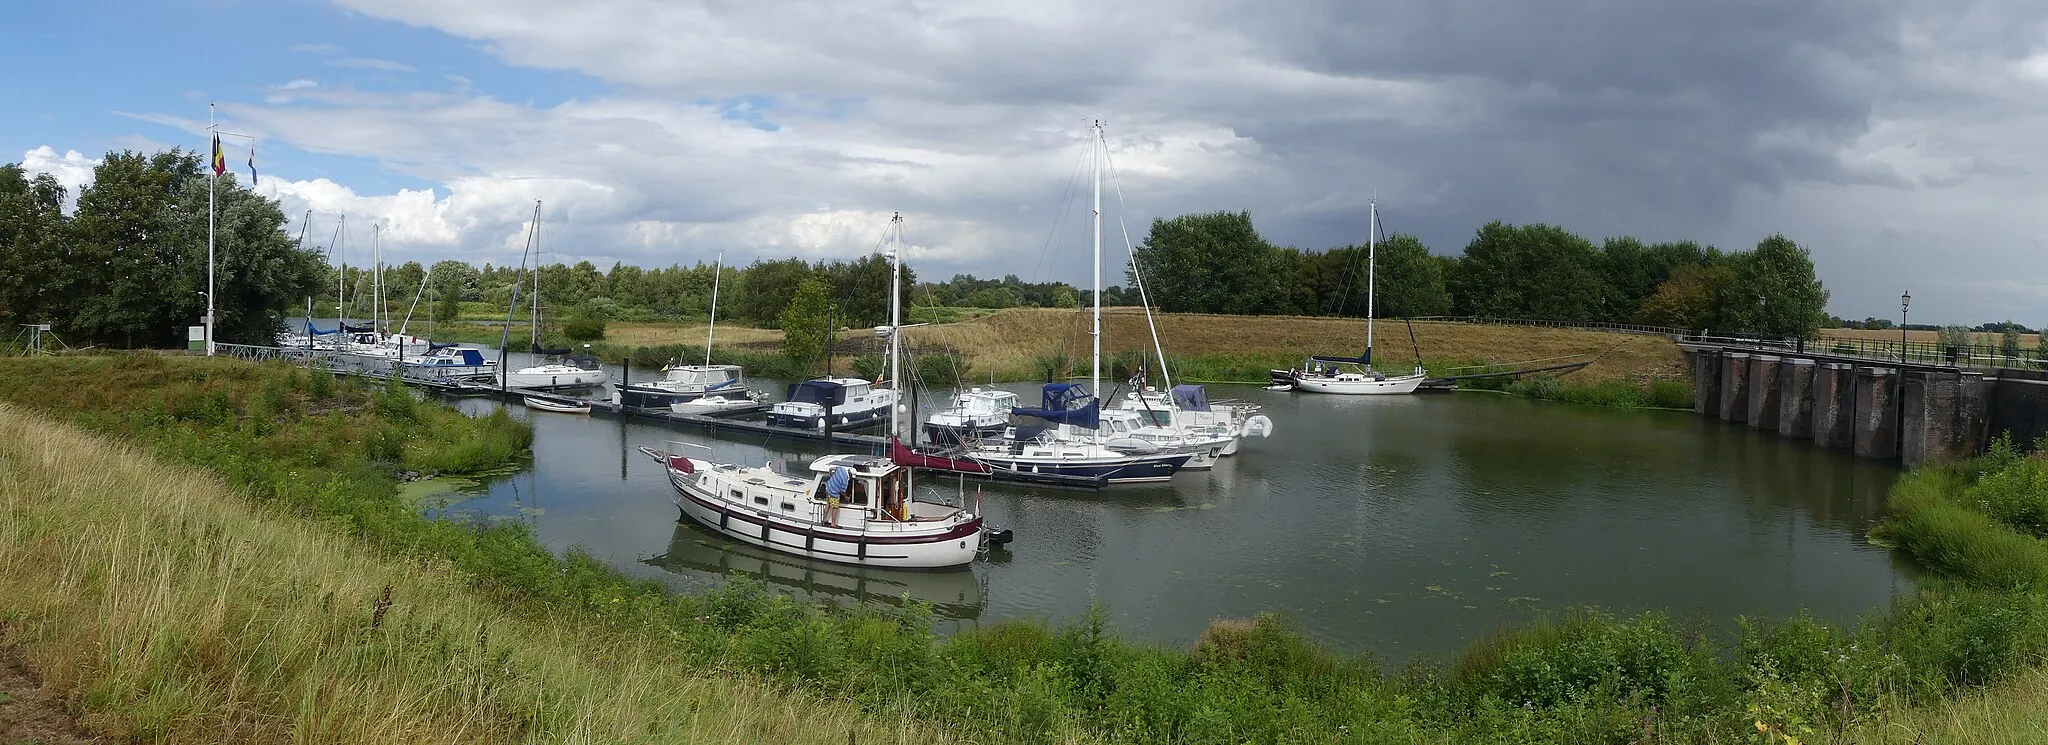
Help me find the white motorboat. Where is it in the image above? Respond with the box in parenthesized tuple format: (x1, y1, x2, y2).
(922, 388, 1018, 445)
(1270, 198, 1429, 395)
(768, 377, 895, 430)
(1095, 408, 1230, 470)
(642, 447, 1009, 569)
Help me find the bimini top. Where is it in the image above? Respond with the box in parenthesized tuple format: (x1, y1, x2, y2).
(1170, 384, 1210, 412)
(1011, 382, 1098, 429)
(1309, 350, 1373, 365)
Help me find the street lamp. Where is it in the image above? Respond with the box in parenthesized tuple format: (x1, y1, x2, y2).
(1901, 291, 1911, 364)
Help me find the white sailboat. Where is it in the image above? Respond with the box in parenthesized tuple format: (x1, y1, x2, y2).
(960, 122, 1192, 483)
(1273, 199, 1428, 395)
(499, 200, 610, 391)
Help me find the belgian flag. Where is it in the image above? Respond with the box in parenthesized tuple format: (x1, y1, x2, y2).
(210, 134, 226, 177)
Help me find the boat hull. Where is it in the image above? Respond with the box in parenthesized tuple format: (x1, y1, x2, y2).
(768, 403, 889, 430)
(504, 370, 609, 390)
(669, 473, 982, 569)
(523, 396, 591, 414)
(922, 421, 1009, 446)
(965, 452, 1190, 483)
(1289, 372, 1427, 395)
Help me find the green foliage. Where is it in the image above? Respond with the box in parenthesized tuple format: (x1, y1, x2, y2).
(777, 279, 833, 367)
(1939, 325, 1974, 350)
(1450, 221, 1608, 320)
(562, 309, 608, 342)
(1503, 375, 1693, 409)
(736, 258, 815, 328)
(1133, 211, 1287, 314)
(912, 350, 972, 389)
(0, 165, 69, 329)
(2001, 325, 2024, 360)
(1633, 265, 1734, 330)
(1716, 235, 1830, 337)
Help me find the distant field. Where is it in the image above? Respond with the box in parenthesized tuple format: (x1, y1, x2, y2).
(592, 308, 1689, 385)
(1822, 328, 2040, 347)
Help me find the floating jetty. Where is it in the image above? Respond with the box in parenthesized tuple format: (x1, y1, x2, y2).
(218, 343, 1107, 489)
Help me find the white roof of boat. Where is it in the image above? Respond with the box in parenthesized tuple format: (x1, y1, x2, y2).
(808, 453, 897, 474)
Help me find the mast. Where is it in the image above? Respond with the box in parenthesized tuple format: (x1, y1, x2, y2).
(1091, 121, 1102, 405)
(530, 201, 542, 351)
(705, 252, 723, 366)
(1365, 199, 1376, 369)
(888, 212, 904, 438)
(372, 224, 383, 335)
(334, 215, 346, 327)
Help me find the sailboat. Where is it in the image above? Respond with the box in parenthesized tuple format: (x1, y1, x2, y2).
(765, 215, 909, 431)
(1271, 199, 1428, 395)
(615, 253, 762, 412)
(957, 122, 1192, 483)
(499, 201, 609, 390)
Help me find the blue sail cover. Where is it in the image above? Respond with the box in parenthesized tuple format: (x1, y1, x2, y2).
(303, 322, 340, 336)
(787, 379, 844, 405)
(426, 341, 458, 352)
(1011, 382, 1099, 429)
(1170, 384, 1211, 412)
(705, 377, 737, 391)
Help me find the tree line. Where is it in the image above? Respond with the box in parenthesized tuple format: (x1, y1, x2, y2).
(1131, 211, 1832, 337)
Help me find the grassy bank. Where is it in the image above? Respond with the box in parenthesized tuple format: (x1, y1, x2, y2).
(0, 357, 952, 743)
(5, 354, 2042, 743)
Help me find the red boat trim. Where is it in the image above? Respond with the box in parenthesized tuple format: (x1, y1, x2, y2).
(671, 473, 982, 546)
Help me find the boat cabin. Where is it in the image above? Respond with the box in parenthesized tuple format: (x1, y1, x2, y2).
(806, 454, 914, 522)
(660, 363, 745, 389)
(785, 378, 873, 408)
(949, 388, 1018, 417)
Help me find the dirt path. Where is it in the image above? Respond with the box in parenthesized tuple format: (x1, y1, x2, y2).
(0, 653, 97, 745)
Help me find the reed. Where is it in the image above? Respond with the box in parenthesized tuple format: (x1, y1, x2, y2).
(0, 401, 955, 744)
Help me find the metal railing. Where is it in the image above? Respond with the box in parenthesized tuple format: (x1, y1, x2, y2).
(215, 343, 499, 385)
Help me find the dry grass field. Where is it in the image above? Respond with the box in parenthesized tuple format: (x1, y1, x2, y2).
(1821, 327, 2040, 348)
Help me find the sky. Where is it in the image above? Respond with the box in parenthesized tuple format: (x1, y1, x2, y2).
(7, 0, 2048, 324)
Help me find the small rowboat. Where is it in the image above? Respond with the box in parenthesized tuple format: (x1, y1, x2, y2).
(524, 395, 592, 414)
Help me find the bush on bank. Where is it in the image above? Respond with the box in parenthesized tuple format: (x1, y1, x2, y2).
(1, 354, 2044, 744)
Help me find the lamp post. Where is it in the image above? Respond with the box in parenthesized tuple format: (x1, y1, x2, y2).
(1900, 291, 1910, 364)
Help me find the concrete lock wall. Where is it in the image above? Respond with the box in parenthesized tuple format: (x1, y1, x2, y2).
(1812, 363, 1855, 449)
(1692, 350, 1721, 416)
(1959, 372, 1991, 455)
(1719, 352, 1751, 423)
(1748, 355, 1782, 430)
(1988, 370, 2048, 450)
(1778, 359, 1815, 439)
(1854, 367, 1898, 460)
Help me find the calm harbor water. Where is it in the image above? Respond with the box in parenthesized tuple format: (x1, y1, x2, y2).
(437, 378, 1914, 661)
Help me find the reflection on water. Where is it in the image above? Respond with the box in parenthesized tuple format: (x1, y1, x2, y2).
(438, 381, 1913, 661)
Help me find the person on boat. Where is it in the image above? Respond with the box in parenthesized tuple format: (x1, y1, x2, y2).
(823, 466, 851, 526)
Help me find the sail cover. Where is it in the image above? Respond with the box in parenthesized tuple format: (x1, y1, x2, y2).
(1011, 382, 1098, 428)
(1170, 384, 1211, 412)
(1310, 349, 1373, 365)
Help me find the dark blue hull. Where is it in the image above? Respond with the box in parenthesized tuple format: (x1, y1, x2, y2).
(921, 422, 1008, 446)
(970, 453, 1191, 483)
(767, 406, 888, 430)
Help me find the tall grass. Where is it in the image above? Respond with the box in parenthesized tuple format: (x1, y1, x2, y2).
(0, 402, 954, 744)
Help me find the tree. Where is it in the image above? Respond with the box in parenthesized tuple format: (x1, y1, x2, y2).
(1449, 221, 1606, 320)
(1368, 234, 1450, 318)
(2001, 323, 2023, 360)
(1051, 287, 1078, 308)
(822, 253, 913, 328)
(0, 164, 69, 328)
(433, 285, 461, 323)
(1717, 234, 1829, 337)
(961, 286, 1017, 309)
(1131, 211, 1286, 314)
(1633, 265, 1733, 330)
(736, 258, 814, 328)
(779, 278, 832, 365)
(66, 150, 201, 346)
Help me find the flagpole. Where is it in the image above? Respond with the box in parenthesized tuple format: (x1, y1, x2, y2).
(206, 102, 217, 356)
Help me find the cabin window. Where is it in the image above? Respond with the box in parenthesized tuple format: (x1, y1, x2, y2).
(781, 502, 794, 512)
(729, 489, 744, 501)
(752, 495, 769, 506)
(845, 480, 869, 506)
(1110, 421, 1127, 433)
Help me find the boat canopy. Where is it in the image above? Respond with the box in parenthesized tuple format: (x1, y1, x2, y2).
(426, 341, 459, 352)
(302, 322, 342, 336)
(1011, 382, 1098, 429)
(340, 323, 373, 333)
(787, 379, 846, 406)
(1170, 384, 1210, 412)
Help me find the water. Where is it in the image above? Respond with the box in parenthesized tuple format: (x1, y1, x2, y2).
(435, 383, 1914, 661)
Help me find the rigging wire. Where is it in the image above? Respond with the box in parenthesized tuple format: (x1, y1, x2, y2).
(1098, 127, 1175, 391)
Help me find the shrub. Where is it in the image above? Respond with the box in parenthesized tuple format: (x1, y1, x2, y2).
(562, 314, 607, 342)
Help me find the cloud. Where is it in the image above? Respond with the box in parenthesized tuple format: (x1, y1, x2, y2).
(327, 57, 417, 73)
(18, 146, 99, 212)
(93, 0, 2048, 321)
